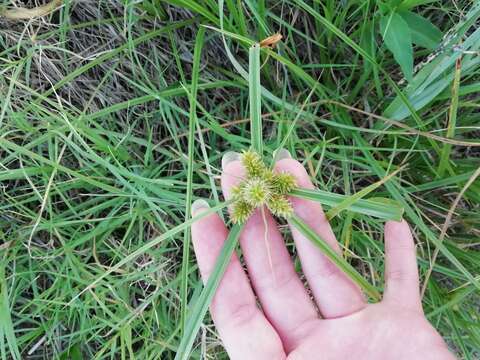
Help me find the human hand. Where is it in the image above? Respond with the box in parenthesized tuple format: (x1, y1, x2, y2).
(191, 152, 455, 360)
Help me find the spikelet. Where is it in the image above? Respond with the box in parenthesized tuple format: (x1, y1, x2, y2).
(230, 150, 296, 224)
(242, 178, 271, 206)
(273, 172, 297, 195)
(231, 200, 253, 224)
(241, 149, 266, 177)
(262, 168, 277, 184)
(230, 184, 243, 200)
(267, 195, 294, 218)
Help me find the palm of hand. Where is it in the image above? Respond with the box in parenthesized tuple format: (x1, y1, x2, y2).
(287, 303, 451, 360)
(191, 155, 454, 360)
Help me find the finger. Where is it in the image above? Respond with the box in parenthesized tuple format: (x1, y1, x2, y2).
(383, 219, 421, 310)
(222, 156, 318, 352)
(191, 200, 286, 360)
(274, 154, 366, 318)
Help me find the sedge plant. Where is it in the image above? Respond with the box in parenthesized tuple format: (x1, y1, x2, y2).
(176, 39, 405, 360)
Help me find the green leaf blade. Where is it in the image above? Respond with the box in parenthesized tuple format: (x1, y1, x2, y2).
(180, 26, 206, 334)
(380, 13, 413, 81)
(290, 188, 404, 221)
(249, 43, 263, 155)
(400, 11, 442, 50)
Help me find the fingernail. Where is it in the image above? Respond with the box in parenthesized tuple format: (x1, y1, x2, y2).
(191, 199, 210, 216)
(273, 148, 291, 162)
(222, 151, 240, 170)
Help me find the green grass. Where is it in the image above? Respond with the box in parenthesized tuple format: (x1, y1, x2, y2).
(0, 0, 479, 359)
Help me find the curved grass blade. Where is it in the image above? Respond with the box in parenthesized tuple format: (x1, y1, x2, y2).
(290, 215, 381, 301)
(175, 223, 244, 360)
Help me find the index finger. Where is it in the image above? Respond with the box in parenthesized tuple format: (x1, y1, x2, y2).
(383, 219, 422, 310)
(191, 200, 286, 360)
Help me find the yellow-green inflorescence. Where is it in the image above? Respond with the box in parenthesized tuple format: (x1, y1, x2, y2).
(231, 150, 297, 223)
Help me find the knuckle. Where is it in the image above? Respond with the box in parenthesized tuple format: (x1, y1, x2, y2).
(227, 303, 259, 328)
(255, 264, 298, 291)
(311, 260, 341, 281)
(390, 243, 414, 253)
(386, 269, 416, 283)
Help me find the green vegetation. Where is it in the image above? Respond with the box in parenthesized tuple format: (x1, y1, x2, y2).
(0, 0, 479, 359)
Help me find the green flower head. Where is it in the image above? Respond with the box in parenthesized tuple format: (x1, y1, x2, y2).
(230, 150, 297, 224)
(242, 149, 266, 177)
(273, 172, 297, 195)
(267, 195, 294, 218)
(242, 178, 272, 206)
(231, 200, 253, 224)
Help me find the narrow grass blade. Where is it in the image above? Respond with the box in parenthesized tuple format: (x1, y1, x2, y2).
(438, 57, 461, 177)
(249, 43, 263, 155)
(175, 223, 244, 360)
(290, 215, 381, 301)
(290, 188, 404, 221)
(276, 83, 317, 152)
(326, 166, 406, 220)
(180, 26, 206, 334)
(0, 263, 21, 360)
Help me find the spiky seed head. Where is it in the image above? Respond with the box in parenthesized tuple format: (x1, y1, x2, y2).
(230, 185, 243, 200)
(274, 172, 297, 195)
(262, 168, 276, 185)
(242, 149, 266, 177)
(231, 200, 253, 224)
(242, 178, 271, 206)
(229, 150, 295, 223)
(267, 195, 294, 218)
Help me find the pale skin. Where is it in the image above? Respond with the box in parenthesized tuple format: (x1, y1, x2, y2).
(191, 155, 456, 360)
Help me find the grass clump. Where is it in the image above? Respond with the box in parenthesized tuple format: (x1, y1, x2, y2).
(0, 0, 479, 359)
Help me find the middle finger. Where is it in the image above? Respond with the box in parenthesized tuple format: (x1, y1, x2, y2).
(221, 154, 319, 351)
